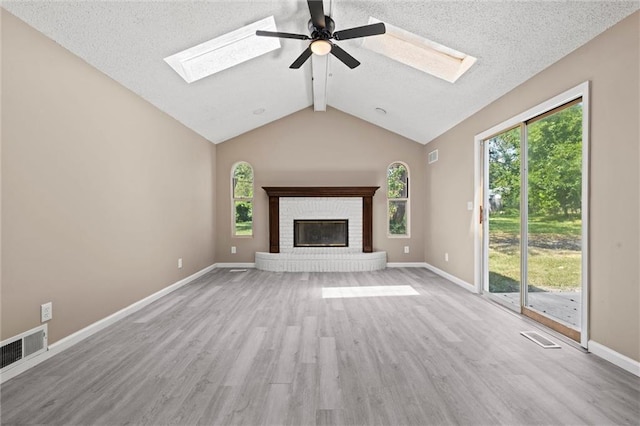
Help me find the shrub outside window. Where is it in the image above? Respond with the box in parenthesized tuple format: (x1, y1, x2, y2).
(387, 162, 409, 237)
(232, 162, 253, 237)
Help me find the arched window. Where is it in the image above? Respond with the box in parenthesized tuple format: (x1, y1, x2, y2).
(387, 162, 409, 237)
(232, 162, 253, 237)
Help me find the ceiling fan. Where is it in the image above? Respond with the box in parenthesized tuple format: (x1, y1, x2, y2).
(255, 0, 386, 69)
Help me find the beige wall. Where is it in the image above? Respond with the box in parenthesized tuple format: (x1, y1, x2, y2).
(1, 11, 216, 343)
(216, 107, 425, 263)
(424, 12, 639, 361)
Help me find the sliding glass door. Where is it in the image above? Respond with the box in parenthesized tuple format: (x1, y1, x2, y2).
(485, 127, 522, 311)
(524, 100, 583, 340)
(482, 96, 586, 343)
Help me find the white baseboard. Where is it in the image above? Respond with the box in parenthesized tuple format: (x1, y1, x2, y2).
(217, 262, 428, 270)
(588, 340, 640, 377)
(0, 263, 216, 384)
(386, 262, 429, 268)
(424, 262, 478, 293)
(215, 262, 256, 268)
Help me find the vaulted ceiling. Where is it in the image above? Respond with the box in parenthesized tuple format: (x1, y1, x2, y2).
(3, 1, 638, 145)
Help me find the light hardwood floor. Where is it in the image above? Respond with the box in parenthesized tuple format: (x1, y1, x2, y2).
(1, 268, 639, 425)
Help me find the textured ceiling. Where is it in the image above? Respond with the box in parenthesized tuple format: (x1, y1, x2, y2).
(3, 1, 638, 145)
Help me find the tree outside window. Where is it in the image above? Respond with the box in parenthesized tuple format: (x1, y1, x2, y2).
(232, 162, 253, 236)
(387, 162, 409, 236)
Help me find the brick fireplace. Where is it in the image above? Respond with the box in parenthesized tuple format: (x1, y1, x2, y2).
(255, 186, 386, 272)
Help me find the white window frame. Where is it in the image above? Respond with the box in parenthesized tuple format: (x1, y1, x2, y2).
(231, 161, 254, 238)
(387, 161, 410, 238)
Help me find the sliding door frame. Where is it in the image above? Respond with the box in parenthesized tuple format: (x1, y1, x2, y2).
(473, 81, 590, 348)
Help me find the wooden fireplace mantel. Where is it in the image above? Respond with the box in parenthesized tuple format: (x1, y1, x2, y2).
(262, 186, 380, 253)
(262, 186, 379, 198)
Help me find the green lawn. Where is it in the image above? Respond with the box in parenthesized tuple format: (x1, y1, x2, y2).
(489, 215, 581, 293)
(490, 215, 581, 236)
(235, 221, 253, 236)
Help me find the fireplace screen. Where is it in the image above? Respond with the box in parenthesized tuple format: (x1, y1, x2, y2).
(294, 220, 348, 247)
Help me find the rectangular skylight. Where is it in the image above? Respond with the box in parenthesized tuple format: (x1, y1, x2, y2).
(362, 18, 476, 83)
(164, 16, 280, 83)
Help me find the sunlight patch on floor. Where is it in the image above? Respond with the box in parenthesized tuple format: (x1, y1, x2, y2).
(321, 285, 419, 299)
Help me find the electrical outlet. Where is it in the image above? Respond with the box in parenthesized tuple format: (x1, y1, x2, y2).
(467, 201, 474, 211)
(404, 246, 410, 254)
(178, 258, 183, 269)
(41, 302, 52, 322)
(445, 253, 449, 262)
(231, 246, 237, 254)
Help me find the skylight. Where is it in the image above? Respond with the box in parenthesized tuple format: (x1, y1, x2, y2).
(361, 18, 476, 83)
(164, 16, 280, 83)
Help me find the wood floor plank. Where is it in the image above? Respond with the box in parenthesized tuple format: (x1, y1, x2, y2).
(414, 305, 463, 343)
(335, 348, 372, 425)
(1, 268, 638, 425)
(434, 290, 483, 321)
(318, 337, 342, 410)
(300, 315, 318, 364)
(262, 383, 291, 426)
(315, 408, 343, 426)
(287, 363, 318, 426)
(223, 326, 267, 386)
(397, 350, 457, 425)
(271, 325, 301, 384)
(133, 295, 186, 323)
(197, 384, 236, 425)
(186, 283, 222, 307)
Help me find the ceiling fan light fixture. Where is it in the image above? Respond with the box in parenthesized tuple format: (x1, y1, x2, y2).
(310, 39, 332, 56)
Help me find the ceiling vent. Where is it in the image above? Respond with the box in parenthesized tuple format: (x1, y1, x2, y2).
(362, 18, 476, 83)
(164, 16, 280, 83)
(428, 149, 439, 164)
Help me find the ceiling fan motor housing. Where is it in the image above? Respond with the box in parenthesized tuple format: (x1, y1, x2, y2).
(254, 0, 386, 70)
(308, 16, 335, 39)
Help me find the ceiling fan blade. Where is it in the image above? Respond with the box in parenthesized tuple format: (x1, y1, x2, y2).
(307, 0, 326, 29)
(256, 30, 310, 40)
(333, 22, 386, 40)
(290, 47, 313, 69)
(330, 44, 360, 69)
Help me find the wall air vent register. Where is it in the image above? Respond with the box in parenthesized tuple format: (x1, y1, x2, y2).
(1, 325, 48, 372)
(428, 149, 439, 164)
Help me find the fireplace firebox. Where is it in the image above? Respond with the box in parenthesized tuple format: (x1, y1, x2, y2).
(294, 220, 348, 248)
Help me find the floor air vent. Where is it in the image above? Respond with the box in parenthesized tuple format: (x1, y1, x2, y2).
(520, 331, 561, 349)
(1, 325, 47, 371)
